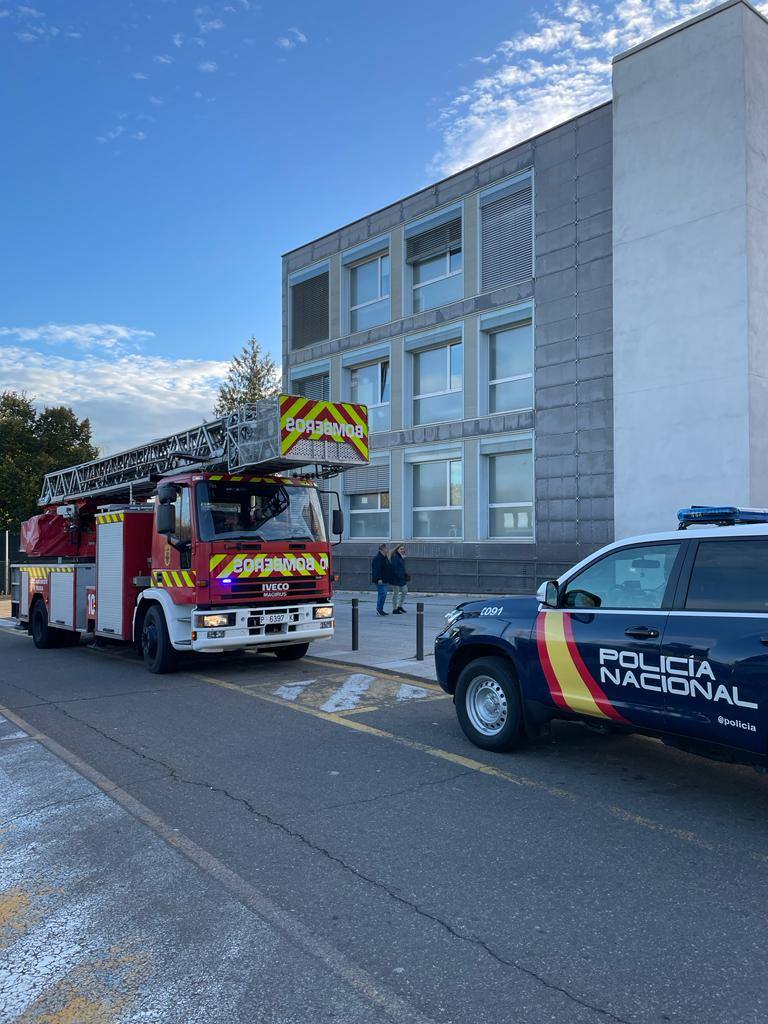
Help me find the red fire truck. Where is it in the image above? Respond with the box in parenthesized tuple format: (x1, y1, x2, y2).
(11, 394, 368, 673)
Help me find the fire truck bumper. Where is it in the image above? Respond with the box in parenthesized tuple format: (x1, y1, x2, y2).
(189, 602, 334, 652)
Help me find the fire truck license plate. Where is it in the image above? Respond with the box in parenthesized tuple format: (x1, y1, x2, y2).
(264, 613, 288, 625)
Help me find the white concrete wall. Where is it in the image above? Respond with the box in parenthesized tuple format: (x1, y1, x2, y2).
(745, 9, 768, 506)
(613, 1, 768, 538)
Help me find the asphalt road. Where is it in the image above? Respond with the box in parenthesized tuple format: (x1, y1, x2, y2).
(2, 628, 768, 1024)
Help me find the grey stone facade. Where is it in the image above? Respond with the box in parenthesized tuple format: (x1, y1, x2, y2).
(282, 102, 614, 594)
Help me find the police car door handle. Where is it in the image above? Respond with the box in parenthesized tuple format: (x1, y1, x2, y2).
(624, 626, 659, 640)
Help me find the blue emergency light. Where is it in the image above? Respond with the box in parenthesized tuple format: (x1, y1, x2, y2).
(677, 505, 768, 529)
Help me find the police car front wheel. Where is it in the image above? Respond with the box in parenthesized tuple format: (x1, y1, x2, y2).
(456, 657, 523, 752)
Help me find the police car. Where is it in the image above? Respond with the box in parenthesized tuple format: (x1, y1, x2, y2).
(435, 507, 768, 767)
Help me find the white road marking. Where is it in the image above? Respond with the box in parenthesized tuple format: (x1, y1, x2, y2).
(321, 674, 373, 713)
(1, 730, 29, 741)
(272, 680, 315, 701)
(396, 684, 428, 702)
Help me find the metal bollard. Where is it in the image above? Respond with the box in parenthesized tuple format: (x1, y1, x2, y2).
(351, 598, 359, 651)
(416, 601, 424, 661)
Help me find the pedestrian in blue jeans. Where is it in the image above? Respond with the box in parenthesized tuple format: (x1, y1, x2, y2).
(370, 543, 391, 616)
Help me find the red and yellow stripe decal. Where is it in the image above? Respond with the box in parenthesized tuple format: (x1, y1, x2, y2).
(536, 611, 627, 722)
(152, 569, 196, 588)
(209, 551, 329, 579)
(279, 394, 369, 462)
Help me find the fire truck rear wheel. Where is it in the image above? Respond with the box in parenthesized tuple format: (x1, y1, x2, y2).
(273, 643, 310, 661)
(141, 605, 178, 674)
(30, 601, 56, 649)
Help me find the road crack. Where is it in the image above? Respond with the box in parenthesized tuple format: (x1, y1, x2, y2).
(311, 770, 473, 812)
(7, 678, 630, 1023)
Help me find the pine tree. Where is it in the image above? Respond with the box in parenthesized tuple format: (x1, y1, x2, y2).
(214, 337, 280, 415)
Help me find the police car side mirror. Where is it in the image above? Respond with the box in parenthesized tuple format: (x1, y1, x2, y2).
(537, 580, 560, 607)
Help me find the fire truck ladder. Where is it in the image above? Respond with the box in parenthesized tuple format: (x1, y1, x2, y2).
(39, 402, 350, 506)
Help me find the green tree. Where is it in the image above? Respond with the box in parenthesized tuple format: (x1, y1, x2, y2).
(214, 337, 280, 416)
(0, 392, 98, 529)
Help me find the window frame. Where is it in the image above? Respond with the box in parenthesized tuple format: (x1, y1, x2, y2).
(487, 320, 534, 415)
(412, 341, 463, 426)
(559, 540, 687, 612)
(348, 491, 391, 539)
(350, 358, 390, 433)
(349, 252, 391, 332)
(484, 447, 535, 542)
(411, 246, 463, 313)
(410, 457, 463, 540)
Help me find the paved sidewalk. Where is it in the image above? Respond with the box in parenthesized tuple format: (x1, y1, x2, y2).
(312, 591, 467, 681)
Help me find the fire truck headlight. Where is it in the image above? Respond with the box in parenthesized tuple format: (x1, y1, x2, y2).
(313, 605, 334, 620)
(199, 612, 236, 628)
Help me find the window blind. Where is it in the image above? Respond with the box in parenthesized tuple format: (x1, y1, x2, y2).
(481, 181, 533, 291)
(293, 372, 330, 402)
(291, 271, 329, 349)
(406, 218, 461, 264)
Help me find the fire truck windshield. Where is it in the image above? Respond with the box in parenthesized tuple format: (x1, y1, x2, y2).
(195, 479, 327, 543)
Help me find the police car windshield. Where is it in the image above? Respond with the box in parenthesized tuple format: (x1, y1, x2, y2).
(196, 479, 326, 543)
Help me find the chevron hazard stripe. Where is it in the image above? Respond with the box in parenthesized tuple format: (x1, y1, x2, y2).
(279, 394, 369, 462)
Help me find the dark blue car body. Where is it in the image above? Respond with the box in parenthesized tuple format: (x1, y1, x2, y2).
(435, 523, 768, 766)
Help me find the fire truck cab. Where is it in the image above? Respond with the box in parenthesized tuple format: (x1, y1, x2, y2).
(12, 395, 368, 673)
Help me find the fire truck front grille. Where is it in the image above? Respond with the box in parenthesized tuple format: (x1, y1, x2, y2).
(227, 579, 322, 600)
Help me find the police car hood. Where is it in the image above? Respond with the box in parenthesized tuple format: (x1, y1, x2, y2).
(453, 595, 540, 620)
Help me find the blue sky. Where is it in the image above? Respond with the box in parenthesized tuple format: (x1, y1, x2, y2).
(0, 0, 720, 451)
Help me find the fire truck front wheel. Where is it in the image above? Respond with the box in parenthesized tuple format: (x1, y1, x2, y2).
(141, 605, 178, 674)
(273, 642, 310, 661)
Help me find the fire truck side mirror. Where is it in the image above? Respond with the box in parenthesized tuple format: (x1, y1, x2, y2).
(157, 483, 178, 504)
(156, 502, 176, 536)
(332, 509, 344, 537)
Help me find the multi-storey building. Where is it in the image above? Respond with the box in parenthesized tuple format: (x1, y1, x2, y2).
(282, 0, 768, 593)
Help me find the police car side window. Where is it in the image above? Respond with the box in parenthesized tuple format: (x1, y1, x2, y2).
(562, 543, 681, 610)
(685, 540, 768, 612)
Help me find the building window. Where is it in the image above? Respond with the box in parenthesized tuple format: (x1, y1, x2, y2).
(291, 269, 329, 349)
(349, 492, 390, 538)
(412, 459, 462, 538)
(487, 450, 534, 539)
(480, 176, 533, 292)
(406, 216, 462, 313)
(488, 320, 533, 413)
(350, 360, 390, 432)
(292, 372, 329, 402)
(350, 254, 390, 331)
(413, 342, 462, 425)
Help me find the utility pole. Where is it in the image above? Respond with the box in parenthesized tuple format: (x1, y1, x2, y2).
(3, 530, 8, 596)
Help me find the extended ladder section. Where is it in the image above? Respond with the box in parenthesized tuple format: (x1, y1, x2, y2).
(39, 394, 369, 505)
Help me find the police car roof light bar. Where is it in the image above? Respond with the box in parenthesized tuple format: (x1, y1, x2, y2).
(677, 506, 768, 529)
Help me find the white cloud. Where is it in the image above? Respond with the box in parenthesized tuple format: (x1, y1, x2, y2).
(431, 0, 733, 175)
(132, 71, 149, 80)
(131, 130, 147, 141)
(17, 5, 43, 17)
(198, 60, 217, 72)
(199, 17, 224, 32)
(276, 26, 307, 49)
(154, 53, 173, 64)
(0, 323, 153, 351)
(172, 32, 184, 47)
(0, 345, 228, 453)
(149, 95, 164, 105)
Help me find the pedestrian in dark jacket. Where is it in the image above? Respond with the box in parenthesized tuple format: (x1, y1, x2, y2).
(371, 543, 391, 616)
(390, 544, 409, 613)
